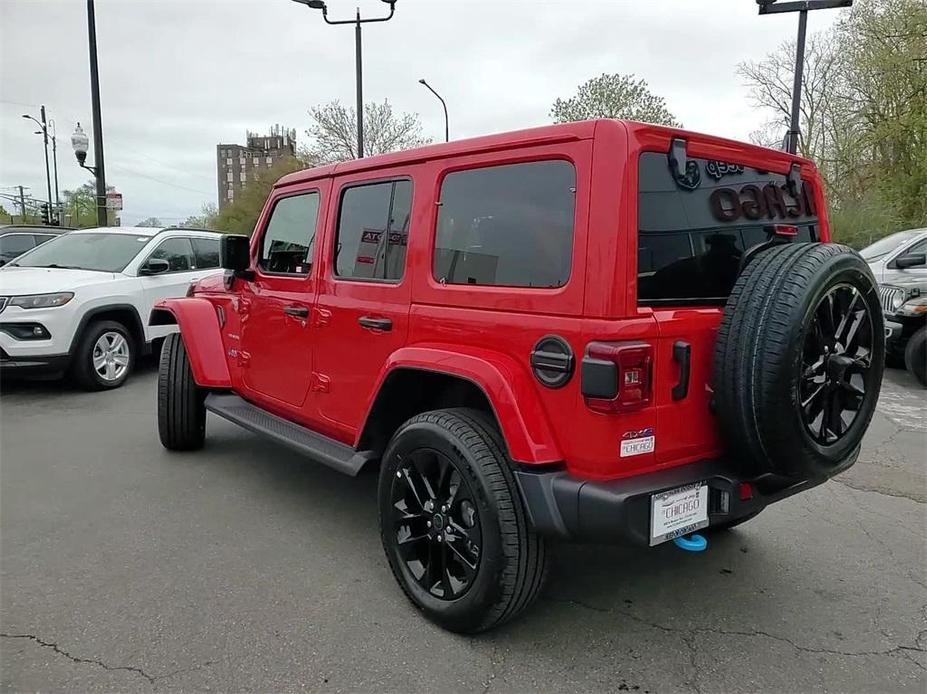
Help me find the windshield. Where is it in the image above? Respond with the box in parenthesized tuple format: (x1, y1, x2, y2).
(860, 229, 922, 261)
(8, 233, 150, 272)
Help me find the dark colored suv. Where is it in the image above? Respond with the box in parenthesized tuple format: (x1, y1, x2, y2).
(0, 225, 71, 266)
(151, 120, 884, 633)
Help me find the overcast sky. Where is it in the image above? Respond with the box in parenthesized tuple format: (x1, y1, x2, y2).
(0, 0, 844, 227)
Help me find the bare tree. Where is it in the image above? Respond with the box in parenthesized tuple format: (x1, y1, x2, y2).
(304, 99, 431, 164)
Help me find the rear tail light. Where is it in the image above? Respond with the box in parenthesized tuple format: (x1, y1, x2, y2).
(581, 341, 653, 413)
(767, 224, 798, 237)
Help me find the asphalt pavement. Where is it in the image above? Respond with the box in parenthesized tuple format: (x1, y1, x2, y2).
(1, 363, 925, 693)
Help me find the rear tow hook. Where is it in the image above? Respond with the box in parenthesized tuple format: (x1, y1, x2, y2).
(673, 533, 708, 552)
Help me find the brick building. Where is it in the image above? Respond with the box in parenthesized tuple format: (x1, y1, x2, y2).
(216, 126, 296, 208)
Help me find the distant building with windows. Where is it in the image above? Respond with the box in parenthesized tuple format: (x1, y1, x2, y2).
(216, 125, 296, 209)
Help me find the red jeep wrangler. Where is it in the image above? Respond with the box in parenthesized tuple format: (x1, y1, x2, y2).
(152, 120, 884, 633)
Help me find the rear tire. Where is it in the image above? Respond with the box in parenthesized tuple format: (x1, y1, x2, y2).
(904, 326, 926, 387)
(378, 408, 548, 634)
(158, 332, 206, 450)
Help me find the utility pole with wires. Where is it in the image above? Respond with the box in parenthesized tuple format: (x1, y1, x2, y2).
(18, 185, 28, 220)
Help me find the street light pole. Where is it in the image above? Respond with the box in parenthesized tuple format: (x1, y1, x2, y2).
(757, 0, 853, 155)
(21, 107, 53, 224)
(49, 119, 60, 222)
(292, 0, 398, 159)
(87, 0, 107, 226)
(355, 10, 364, 158)
(418, 78, 449, 142)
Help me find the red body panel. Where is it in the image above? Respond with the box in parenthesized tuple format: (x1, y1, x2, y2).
(167, 119, 829, 482)
(153, 298, 231, 388)
(367, 345, 561, 463)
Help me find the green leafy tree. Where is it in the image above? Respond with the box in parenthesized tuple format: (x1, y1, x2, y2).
(739, 0, 927, 246)
(211, 157, 305, 235)
(61, 180, 116, 227)
(136, 217, 163, 228)
(304, 99, 431, 164)
(181, 203, 218, 229)
(550, 73, 682, 127)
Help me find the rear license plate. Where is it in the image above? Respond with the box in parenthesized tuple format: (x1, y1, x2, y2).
(650, 482, 709, 546)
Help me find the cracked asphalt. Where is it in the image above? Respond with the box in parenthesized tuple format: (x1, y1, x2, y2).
(1, 364, 924, 693)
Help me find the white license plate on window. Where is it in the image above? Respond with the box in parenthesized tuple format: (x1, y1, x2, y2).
(650, 482, 709, 546)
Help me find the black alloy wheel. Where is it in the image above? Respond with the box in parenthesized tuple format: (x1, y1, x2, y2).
(800, 283, 875, 445)
(378, 408, 548, 633)
(389, 448, 483, 600)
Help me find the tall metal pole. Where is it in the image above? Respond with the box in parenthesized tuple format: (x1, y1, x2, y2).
(18, 186, 27, 221)
(87, 0, 108, 226)
(355, 10, 364, 158)
(419, 79, 449, 142)
(39, 106, 53, 223)
(787, 10, 808, 155)
(49, 120, 60, 223)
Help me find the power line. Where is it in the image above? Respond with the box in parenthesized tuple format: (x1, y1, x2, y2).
(108, 163, 213, 197)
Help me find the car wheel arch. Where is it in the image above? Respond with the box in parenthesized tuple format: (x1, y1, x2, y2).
(357, 348, 563, 465)
(69, 304, 146, 355)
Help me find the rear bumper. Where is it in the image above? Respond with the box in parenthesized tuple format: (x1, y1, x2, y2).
(513, 458, 847, 546)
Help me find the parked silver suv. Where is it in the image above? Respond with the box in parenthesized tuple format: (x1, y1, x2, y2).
(861, 228, 927, 284)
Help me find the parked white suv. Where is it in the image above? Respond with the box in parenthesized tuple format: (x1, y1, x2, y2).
(0, 226, 225, 389)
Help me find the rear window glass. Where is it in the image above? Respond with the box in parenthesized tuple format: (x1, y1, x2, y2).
(637, 152, 819, 304)
(434, 160, 576, 288)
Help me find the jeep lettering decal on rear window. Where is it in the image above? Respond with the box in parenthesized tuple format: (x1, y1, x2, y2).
(637, 151, 819, 304)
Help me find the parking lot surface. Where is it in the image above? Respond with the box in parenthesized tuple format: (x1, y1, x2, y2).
(1, 364, 925, 693)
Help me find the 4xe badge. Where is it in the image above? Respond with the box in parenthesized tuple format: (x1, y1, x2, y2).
(620, 427, 655, 458)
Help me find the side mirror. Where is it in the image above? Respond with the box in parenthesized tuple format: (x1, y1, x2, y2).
(220, 234, 252, 276)
(894, 253, 926, 269)
(140, 258, 170, 275)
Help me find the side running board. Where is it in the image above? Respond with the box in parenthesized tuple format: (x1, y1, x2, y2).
(204, 393, 375, 477)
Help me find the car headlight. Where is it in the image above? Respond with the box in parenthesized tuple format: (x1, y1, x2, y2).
(891, 292, 906, 311)
(9, 292, 74, 309)
(897, 296, 927, 317)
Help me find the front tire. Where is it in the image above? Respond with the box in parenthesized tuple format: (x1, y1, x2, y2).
(378, 408, 548, 634)
(904, 326, 926, 387)
(71, 320, 134, 390)
(157, 332, 206, 450)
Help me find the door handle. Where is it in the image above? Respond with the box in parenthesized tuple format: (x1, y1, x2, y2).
(672, 340, 691, 401)
(283, 305, 309, 318)
(358, 316, 392, 331)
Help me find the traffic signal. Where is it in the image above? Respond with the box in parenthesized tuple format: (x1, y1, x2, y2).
(39, 203, 49, 225)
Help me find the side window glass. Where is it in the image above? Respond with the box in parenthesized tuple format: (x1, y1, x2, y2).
(433, 160, 576, 288)
(33, 234, 56, 245)
(904, 239, 927, 256)
(149, 237, 195, 272)
(191, 237, 220, 269)
(335, 179, 411, 281)
(259, 192, 320, 275)
(0, 235, 36, 262)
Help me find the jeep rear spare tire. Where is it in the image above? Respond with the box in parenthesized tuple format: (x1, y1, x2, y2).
(713, 242, 884, 479)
